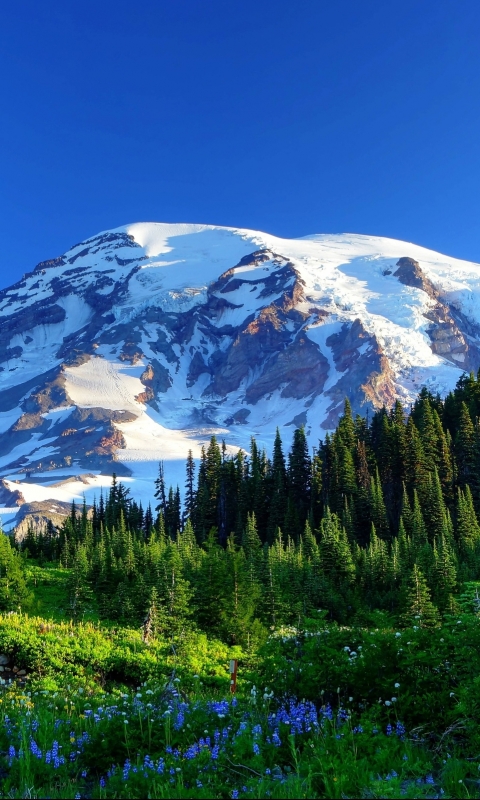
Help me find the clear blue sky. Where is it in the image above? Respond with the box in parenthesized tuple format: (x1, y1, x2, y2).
(1, 0, 479, 288)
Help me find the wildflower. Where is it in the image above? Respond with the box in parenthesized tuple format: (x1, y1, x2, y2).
(425, 775, 435, 785)
(391, 697, 397, 702)
(394, 682, 400, 688)
(395, 632, 401, 637)
(385, 700, 391, 706)
(232, 792, 239, 799)
(99, 777, 106, 788)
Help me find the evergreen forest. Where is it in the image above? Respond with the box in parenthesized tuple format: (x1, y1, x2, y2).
(20, 371, 480, 636)
(2, 374, 480, 797)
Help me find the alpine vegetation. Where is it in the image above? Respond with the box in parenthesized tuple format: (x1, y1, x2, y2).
(0, 377, 479, 796)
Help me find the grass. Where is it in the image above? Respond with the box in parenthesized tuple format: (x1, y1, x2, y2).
(0, 571, 480, 796)
(0, 611, 478, 796)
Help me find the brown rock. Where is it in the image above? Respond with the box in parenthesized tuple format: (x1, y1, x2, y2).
(394, 257, 438, 299)
(0, 479, 25, 507)
(322, 318, 396, 428)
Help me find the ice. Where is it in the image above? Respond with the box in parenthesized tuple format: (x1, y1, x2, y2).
(1, 223, 480, 510)
(64, 357, 145, 414)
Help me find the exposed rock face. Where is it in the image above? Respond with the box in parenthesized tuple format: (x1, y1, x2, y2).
(246, 332, 329, 404)
(425, 305, 471, 366)
(394, 257, 438, 299)
(323, 319, 395, 428)
(12, 499, 90, 540)
(0, 480, 25, 506)
(2, 222, 480, 505)
(394, 257, 480, 371)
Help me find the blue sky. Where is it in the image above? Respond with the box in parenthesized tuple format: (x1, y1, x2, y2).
(1, 0, 479, 287)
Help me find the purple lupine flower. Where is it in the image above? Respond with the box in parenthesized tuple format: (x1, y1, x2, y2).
(29, 737, 42, 759)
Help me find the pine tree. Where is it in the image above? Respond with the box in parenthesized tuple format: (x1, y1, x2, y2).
(369, 469, 389, 539)
(184, 449, 196, 522)
(337, 398, 356, 450)
(287, 427, 311, 536)
(0, 532, 31, 611)
(267, 429, 287, 540)
(68, 544, 93, 621)
(404, 417, 428, 494)
(432, 533, 457, 608)
(455, 485, 480, 572)
(455, 402, 475, 488)
(402, 564, 440, 627)
(154, 462, 167, 514)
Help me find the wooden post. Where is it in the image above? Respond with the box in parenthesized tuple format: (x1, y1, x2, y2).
(229, 659, 238, 693)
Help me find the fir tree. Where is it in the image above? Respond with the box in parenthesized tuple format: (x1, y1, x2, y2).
(402, 564, 440, 628)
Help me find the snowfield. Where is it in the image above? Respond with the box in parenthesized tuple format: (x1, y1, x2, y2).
(1, 222, 480, 518)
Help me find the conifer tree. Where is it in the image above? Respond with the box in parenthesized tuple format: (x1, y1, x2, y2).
(337, 399, 356, 450)
(287, 427, 311, 535)
(402, 564, 440, 627)
(433, 533, 457, 608)
(267, 429, 287, 540)
(184, 449, 196, 522)
(0, 532, 30, 611)
(404, 417, 428, 494)
(455, 402, 475, 488)
(154, 462, 167, 514)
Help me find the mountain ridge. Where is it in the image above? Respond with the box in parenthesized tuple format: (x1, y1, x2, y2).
(0, 221, 480, 526)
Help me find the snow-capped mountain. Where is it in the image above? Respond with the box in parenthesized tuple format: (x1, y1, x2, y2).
(1, 222, 480, 524)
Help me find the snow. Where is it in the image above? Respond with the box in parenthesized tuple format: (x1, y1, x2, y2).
(2, 222, 480, 512)
(64, 357, 145, 414)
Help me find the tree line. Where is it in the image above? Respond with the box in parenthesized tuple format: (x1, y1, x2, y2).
(16, 370, 480, 642)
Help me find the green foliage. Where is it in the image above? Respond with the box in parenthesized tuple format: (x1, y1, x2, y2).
(5, 375, 480, 794)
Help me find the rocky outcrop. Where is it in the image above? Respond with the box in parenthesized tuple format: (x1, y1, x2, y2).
(206, 307, 294, 397)
(21, 368, 70, 414)
(246, 333, 329, 403)
(394, 257, 480, 371)
(323, 319, 395, 428)
(424, 304, 470, 365)
(12, 499, 88, 540)
(0, 479, 25, 506)
(187, 352, 210, 388)
(394, 257, 438, 299)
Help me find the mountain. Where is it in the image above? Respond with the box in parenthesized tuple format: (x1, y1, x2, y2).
(1, 222, 480, 525)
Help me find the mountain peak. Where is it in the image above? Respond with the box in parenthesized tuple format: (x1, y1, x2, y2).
(1, 222, 480, 526)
